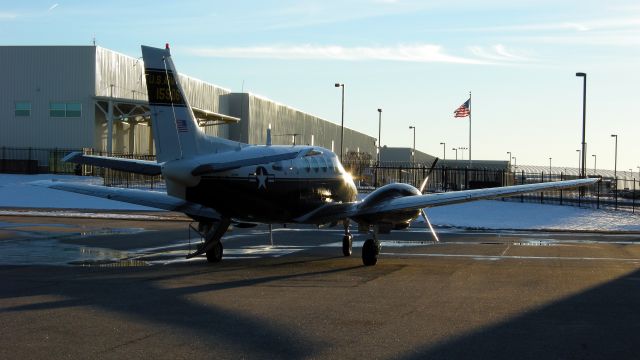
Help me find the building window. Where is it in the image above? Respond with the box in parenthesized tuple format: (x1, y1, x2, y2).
(50, 102, 82, 117)
(66, 103, 82, 117)
(15, 102, 31, 117)
(50, 102, 66, 117)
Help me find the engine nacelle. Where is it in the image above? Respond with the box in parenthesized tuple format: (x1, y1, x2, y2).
(353, 183, 422, 228)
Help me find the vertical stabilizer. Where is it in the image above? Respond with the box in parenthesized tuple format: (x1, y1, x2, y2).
(141, 45, 202, 162)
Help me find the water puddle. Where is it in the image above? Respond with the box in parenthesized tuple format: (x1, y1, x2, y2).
(0, 227, 148, 266)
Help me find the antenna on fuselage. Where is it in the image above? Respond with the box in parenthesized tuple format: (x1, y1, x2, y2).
(266, 123, 272, 146)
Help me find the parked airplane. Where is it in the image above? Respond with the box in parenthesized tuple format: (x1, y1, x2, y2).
(42, 44, 598, 266)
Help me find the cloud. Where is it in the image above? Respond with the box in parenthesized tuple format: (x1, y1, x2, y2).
(48, 3, 59, 11)
(0, 12, 17, 19)
(468, 44, 532, 62)
(187, 44, 488, 65)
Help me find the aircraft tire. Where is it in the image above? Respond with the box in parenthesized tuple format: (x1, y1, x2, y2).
(342, 235, 353, 257)
(206, 242, 223, 263)
(362, 239, 379, 266)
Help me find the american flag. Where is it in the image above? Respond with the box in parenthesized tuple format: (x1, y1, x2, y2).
(454, 99, 471, 118)
(176, 119, 188, 132)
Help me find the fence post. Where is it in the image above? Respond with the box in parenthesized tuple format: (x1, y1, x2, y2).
(560, 172, 563, 205)
(53, 148, 58, 174)
(597, 177, 600, 209)
(28, 147, 33, 174)
(615, 177, 618, 210)
(464, 167, 468, 190)
(520, 170, 524, 203)
(541, 171, 544, 204)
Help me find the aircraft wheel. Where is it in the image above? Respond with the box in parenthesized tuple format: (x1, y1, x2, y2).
(342, 235, 353, 257)
(206, 242, 223, 263)
(362, 239, 380, 266)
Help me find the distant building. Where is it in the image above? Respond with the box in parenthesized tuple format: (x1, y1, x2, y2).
(379, 146, 436, 165)
(0, 45, 375, 168)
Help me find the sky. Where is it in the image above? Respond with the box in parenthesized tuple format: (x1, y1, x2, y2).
(1, 0, 639, 172)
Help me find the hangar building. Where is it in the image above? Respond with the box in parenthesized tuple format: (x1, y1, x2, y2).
(0, 45, 376, 168)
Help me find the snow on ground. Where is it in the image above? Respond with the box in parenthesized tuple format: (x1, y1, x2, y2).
(0, 174, 156, 211)
(423, 200, 640, 232)
(1, 174, 640, 232)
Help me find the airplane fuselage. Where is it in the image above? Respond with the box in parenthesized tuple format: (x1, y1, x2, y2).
(180, 145, 358, 223)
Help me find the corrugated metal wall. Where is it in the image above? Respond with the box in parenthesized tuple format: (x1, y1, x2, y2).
(0, 46, 96, 149)
(228, 93, 376, 156)
(95, 47, 231, 152)
(1, 46, 375, 159)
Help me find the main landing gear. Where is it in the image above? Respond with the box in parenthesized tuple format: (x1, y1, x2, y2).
(361, 225, 381, 266)
(342, 220, 353, 257)
(187, 217, 231, 263)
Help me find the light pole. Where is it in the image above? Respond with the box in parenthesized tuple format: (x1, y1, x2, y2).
(549, 157, 552, 175)
(507, 151, 512, 170)
(459, 147, 467, 161)
(611, 134, 618, 180)
(377, 108, 382, 164)
(576, 72, 587, 178)
(512, 156, 517, 170)
(592, 154, 597, 175)
(576, 149, 581, 175)
(409, 126, 416, 163)
(452, 148, 458, 160)
(334, 83, 345, 163)
(439, 142, 446, 161)
(630, 169, 634, 179)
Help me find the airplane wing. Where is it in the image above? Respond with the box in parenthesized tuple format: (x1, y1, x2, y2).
(32, 181, 220, 220)
(296, 178, 599, 224)
(63, 152, 162, 176)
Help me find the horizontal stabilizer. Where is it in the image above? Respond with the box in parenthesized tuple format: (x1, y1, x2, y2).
(191, 151, 299, 175)
(32, 181, 220, 220)
(63, 152, 162, 176)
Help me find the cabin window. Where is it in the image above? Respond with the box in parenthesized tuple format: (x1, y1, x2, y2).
(304, 149, 323, 157)
(310, 156, 320, 173)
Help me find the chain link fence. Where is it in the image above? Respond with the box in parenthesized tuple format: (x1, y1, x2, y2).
(1, 147, 637, 212)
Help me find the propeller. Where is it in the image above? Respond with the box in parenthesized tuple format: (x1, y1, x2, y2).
(420, 209, 440, 243)
(419, 158, 439, 193)
(417, 158, 440, 242)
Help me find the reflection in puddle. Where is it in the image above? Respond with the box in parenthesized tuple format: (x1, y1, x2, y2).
(513, 239, 556, 246)
(78, 228, 146, 236)
(0, 238, 130, 266)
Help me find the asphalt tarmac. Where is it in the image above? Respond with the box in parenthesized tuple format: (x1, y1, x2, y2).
(2, 212, 640, 359)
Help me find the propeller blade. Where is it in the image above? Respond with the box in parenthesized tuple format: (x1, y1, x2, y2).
(419, 158, 439, 193)
(420, 209, 440, 243)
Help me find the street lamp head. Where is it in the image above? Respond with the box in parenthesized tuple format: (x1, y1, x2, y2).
(377, 108, 382, 113)
(409, 126, 415, 129)
(576, 72, 586, 77)
(611, 134, 617, 138)
(439, 142, 444, 145)
(334, 83, 342, 87)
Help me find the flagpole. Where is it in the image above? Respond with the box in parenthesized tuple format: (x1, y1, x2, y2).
(468, 91, 472, 168)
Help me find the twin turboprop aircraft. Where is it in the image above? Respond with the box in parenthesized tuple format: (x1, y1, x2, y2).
(43, 44, 598, 266)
